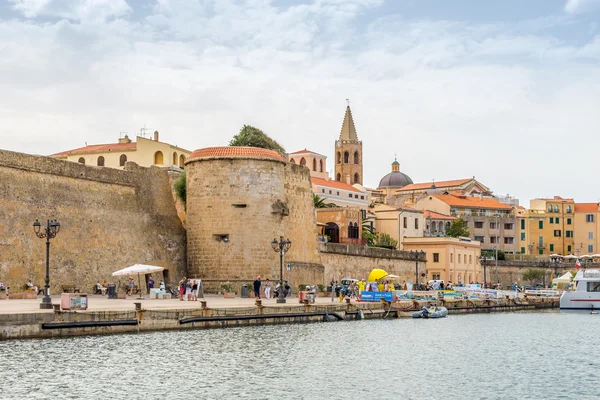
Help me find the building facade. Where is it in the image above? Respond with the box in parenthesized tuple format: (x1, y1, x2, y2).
(316, 208, 363, 244)
(372, 204, 423, 250)
(574, 203, 600, 256)
(288, 149, 328, 180)
(415, 193, 518, 253)
(524, 197, 575, 256)
(403, 236, 482, 285)
(51, 132, 191, 169)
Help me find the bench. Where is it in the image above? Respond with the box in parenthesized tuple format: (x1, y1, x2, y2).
(62, 285, 81, 293)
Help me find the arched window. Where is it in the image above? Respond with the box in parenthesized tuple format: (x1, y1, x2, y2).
(154, 151, 164, 165)
(336, 173, 341, 182)
(97, 156, 105, 166)
(566, 205, 572, 213)
(554, 205, 559, 212)
(172, 152, 177, 165)
(300, 157, 306, 166)
(548, 204, 553, 212)
(325, 222, 340, 243)
(354, 151, 359, 164)
(290, 158, 296, 164)
(446, 222, 451, 231)
(353, 173, 359, 184)
(344, 152, 349, 163)
(78, 157, 85, 164)
(348, 224, 353, 239)
(179, 154, 185, 167)
(319, 160, 324, 172)
(312, 158, 317, 171)
(119, 154, 127, 166)
(337, 152, 341, 164)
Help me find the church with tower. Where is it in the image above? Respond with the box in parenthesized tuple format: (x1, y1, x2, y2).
(334, 105, 363, 185)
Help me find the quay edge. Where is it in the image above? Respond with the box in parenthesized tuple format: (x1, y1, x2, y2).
(0, 298, 559, 340)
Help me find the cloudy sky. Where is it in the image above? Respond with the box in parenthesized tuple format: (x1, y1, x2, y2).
(1, 0, 599, 204)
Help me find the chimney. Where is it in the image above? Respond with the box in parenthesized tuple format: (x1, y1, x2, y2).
(118, 134, 131, 144)
(153, 131, 159, 142)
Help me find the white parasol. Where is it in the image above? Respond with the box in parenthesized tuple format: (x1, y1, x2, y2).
(112, 264, 165, 299)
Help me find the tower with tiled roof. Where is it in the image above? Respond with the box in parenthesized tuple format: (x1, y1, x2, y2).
(334, 105, 363, 185)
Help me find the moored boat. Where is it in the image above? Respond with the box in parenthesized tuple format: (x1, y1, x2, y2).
(412, 305, 448, 318)
(560, 269, 600, 310)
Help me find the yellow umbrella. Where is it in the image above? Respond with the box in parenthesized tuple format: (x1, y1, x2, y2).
(368, 269, 388, 282)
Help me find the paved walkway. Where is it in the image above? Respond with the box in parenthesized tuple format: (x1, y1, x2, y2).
(0, 293, 344, 314)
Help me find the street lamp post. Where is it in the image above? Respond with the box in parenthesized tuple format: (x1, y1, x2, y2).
(271, 236, 292, 304)
(538, 261, 547, 287)
(33, 219, 61, 310)
(480, 257, 488, 287)
(409, 250, 426, 289)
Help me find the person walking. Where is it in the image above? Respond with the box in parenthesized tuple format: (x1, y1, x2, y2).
(148, 275, 155, 291)
(253, 276, 262, 299)
(264, 278, 271, 300)
(178, 277, 186, 301)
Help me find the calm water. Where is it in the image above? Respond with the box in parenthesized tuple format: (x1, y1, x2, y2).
(1, 310, 599, 400)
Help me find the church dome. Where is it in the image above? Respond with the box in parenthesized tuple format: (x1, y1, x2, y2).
(378, 159, 413, 189)
(378, 171, 413, 189)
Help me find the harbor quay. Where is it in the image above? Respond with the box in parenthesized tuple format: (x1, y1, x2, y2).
(0, 293, 558, 340)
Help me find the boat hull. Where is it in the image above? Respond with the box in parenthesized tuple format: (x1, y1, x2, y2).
(412, 307, 448, 318)
(560, 292, 600, 310)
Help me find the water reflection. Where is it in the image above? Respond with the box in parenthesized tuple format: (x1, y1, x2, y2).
(2, 311, 600, 399)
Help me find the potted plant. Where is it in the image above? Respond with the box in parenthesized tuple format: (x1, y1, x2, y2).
(317, 284, 325, 294)
(221, 281, 235, 298)
(0, 286, 7, 300)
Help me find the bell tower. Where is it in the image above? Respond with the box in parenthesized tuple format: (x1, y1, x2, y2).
(334, 104, 363, 185)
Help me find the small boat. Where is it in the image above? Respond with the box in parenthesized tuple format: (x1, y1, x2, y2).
(412, 305, 448, 318)
(560, 269, 600, 310)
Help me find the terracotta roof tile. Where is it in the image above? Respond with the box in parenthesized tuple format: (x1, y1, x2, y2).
(423, 210, 457, 220)
(51, 142, 137, 157)
(187, 146, 285, 162)
(312, 177, 362, 193)
(575, 203, 599, 212)
(396, 178, 473, 192)
(432, 194, 512, 210)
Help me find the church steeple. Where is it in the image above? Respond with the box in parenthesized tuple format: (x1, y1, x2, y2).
(334, 103, 363, 185)
(339, 106, 358, 141)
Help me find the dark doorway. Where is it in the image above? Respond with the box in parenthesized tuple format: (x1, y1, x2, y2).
(325, 222, 340, 243)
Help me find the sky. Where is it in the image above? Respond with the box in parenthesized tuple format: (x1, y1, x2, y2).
(1, 0, 600, 204)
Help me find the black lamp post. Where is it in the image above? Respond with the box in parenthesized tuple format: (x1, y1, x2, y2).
(480, 256, 488, 287)
(33, 219, 61, 310)
(409, 250, 425, 288)
(271, 236, 291, 304)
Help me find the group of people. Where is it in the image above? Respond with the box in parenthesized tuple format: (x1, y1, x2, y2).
(178, 277, 199, 301)
(252, 276, 273, 299)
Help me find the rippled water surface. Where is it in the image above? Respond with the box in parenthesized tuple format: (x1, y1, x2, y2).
(1, 310, 599, 399)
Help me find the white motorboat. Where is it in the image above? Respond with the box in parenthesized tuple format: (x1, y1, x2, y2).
(560, 269, 600, 310)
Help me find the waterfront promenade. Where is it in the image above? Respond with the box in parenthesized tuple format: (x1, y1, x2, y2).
(0, 294, 339, 314)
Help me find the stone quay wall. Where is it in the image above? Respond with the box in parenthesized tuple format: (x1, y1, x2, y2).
(491, 261, 584, 287)
(319, 243, 426, 284)
(0, 149, 187, 293)
(186, 154, 323, 292)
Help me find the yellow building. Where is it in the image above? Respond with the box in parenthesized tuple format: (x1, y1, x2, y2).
(403, 236, 482, 285)
(315, 207, 363, 244)
(524, 196, 575, 256)
(574, 203, 600, 256)
(288, 149, 328, 180)
(372, 204, 423, 250)
(51, 132, 191, 169)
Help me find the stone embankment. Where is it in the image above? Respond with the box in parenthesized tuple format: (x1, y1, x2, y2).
(0, 296, 558, 340)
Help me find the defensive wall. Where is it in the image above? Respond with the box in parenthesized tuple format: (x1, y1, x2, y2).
(491, 260, 589, 287)
(319, 243, 426, 283)
(0, 149, 187, 293)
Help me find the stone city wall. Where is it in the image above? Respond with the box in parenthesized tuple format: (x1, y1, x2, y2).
(0, 149, 187, 293)
(319, 243, 426, 284)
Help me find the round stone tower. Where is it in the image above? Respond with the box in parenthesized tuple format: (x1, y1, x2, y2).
(185, 146, 321, 291)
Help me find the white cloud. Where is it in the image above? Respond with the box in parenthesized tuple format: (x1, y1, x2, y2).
(564, 0, 600, 14)
(9, 0, 131, 21)
(0, 1, 599, 202)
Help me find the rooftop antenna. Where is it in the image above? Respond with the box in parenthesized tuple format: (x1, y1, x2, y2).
(140, 125, 150, 138)
(119, 131, 128, 138)
(346, 98, 350, 107)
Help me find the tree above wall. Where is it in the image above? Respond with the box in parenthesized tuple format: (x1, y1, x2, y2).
(229, 125, 285, 154)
